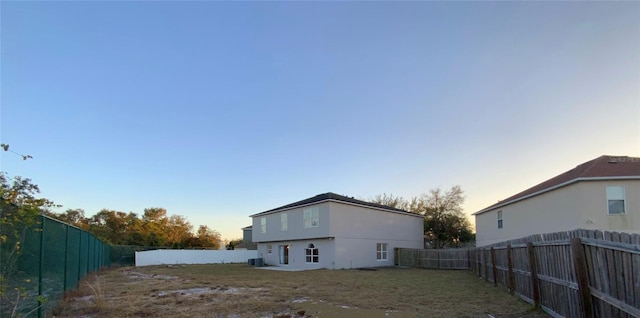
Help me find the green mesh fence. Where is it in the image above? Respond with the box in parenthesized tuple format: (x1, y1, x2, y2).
(78, 231, 89, 279)
(110, 245, 164, 266)
(0, 215, 110, 318)
(65, 227, 80, 293)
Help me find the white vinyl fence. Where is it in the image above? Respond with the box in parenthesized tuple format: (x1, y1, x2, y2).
(135, 249, 258, 266)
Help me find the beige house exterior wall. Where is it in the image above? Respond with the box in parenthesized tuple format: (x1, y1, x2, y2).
(251, 202, 331, 244)
(475, 180, 640, 247)
(252, 200, 423, 270)
(328, 202, 423, 269)
(257, 239, 334, 270)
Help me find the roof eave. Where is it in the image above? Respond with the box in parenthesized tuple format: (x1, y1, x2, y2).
(249, 200, 326, 217)
(253, 236, 336, 244)
(249, 199, 421, 218)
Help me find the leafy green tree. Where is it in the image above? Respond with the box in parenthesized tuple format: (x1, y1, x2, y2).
(86, 209, 131, 245)
(123, 212, 145, 245)
(194, 225, 222, 249)
(0, 173, 56, 316)
(225, 238, 243, 250)
(47, 203, 222, 250)
(140, 208, 171, 246)
(166, 215, 193, 248)
(53, 209, 89, 230)
(66, 207, 216, 249)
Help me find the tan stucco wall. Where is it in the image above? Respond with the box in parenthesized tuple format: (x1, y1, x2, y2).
(475, 180, 640, 246)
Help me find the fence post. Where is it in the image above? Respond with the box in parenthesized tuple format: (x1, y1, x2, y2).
(507, 244, 515, 294)
(491, 247, 498, 287)
(476, 249, 481, 276)
(412, 249, 416, 267)
(437, 249, 441, 269)
(63, 224, 69, 292)
(570, 238, 594, 318)
(527, 242, 540, 309)
(467, 249, 471, 270)
(38, 217, 45, 318)
(94, 238, 98, 271)
(77, 231, 82, 282)
(484, 248, 489, 282)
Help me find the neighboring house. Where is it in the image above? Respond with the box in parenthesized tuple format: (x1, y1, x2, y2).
(242, 225, 252, 244)
(250, 192, 423, 270)
(474, 155, 640, 247)
(240, 225, 257, 250)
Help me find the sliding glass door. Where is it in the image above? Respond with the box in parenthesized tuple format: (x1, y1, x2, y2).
(278, 245, 289, 265)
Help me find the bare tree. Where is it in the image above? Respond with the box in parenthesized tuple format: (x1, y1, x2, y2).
(369, 185, 474, 248)
(370, 193, 409, 210)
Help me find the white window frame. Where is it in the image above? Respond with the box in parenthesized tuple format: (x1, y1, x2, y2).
(606, 185, 626, 215)
(303, 207, 319, 228)
(260, 217, 266, 233)
(267, 244, 272, 254)
(305, 243, 319, 263)
(497, 210, 503, 229)
(376, 243, 388, 261)
(281, 213, 288, 231)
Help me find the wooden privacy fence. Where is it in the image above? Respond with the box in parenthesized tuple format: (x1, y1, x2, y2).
(396, 248, 470, 269)
(396, 229, 640, 318)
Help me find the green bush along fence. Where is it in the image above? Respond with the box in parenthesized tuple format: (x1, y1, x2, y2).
(1, 215, 110, 318)
(396, 229, 640, 318)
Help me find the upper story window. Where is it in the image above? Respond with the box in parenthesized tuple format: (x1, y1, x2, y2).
(303, 207, 319, 228)
(305, 243, 319, 263)
(281, 213, 288, 231)
(376, 243, 388, 260)
(606, 186, 626, 215)
(497, 210, 503, 229)
(260, 217, 266, 233)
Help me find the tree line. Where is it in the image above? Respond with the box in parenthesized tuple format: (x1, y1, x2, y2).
(49, 207, 222, 249)
(2, 169, 472, 252)
(369, 185, 475, 248)
(1, 172, 222, 250)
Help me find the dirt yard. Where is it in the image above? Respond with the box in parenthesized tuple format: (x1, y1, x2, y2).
(53, 264, 548, 318)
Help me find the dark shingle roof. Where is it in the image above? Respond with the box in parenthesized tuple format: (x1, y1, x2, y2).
(474, 155, 640, 215)
(250, 192, 413, 217)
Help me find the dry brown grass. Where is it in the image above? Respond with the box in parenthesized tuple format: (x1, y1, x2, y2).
(52, 264, 547, 318)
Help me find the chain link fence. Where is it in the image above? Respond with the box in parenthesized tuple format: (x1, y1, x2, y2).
(1, 215, 110, 317)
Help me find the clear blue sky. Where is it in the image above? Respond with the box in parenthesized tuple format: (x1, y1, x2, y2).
(2, 2, 638, 240)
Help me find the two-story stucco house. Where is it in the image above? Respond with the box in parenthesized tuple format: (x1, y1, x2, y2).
(474, 155, 640, 247)
(249, 192, 423, 270)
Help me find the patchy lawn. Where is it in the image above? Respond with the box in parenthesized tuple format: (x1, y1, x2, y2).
(53, 264, 547, 318)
